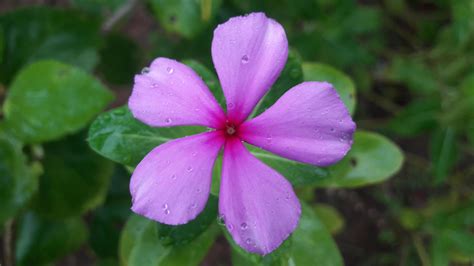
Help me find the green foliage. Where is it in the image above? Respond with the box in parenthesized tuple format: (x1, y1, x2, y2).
(0, 7, 101, 84)
(318, 131, 404, 188)
(148, 0, 221, 39)
(15, 212, 88, 266)
(0, 132, 38, 224)
(3, 60, 114, 143)
(313, 203, 345, 234)
(34, 133, 114, 219)
(88, 106, 203, 166)
(119, 214, 219, 266)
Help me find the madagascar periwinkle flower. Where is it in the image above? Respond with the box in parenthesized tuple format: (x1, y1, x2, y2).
(128, 13, 356, 255)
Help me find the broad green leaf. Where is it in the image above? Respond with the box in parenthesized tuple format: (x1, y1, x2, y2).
(290, 202, 343, 266)
(450, 0, 474, 44)
(15, 212, 88, 266)
(87, 106, 203, 166)
(99, 33, 141, 85)
(313, 203, 345, 234)
(3, 60, 114, 143)
(183, 59, 225, 107)
(148, 0, 221, 38)
(0, 132, 38, 224)
(253, 50, 304, 116)
(119, 214, 219, 266)
(246, 144, 330, 187)
(90, 166, 131, 259)
(0, 7, 101, 84)
(387, 99, 440, 137)
(227, 226, 292, 266)
(314, 131, 404, 187)
(302, 62, 356, 115)
(34, 133, 114, 219)
(430, 127, 458, 184)
(157, 195, 218, 246)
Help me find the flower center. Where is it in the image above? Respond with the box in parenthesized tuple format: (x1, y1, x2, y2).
(226, 124, 237, 136)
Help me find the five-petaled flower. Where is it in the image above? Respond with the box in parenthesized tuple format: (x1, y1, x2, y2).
(128, 13, 356, 255)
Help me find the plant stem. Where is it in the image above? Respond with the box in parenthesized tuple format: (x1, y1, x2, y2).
(3, 219, 13, 266)
(101, 0, 140, 32)
(413, 234, 431, 266)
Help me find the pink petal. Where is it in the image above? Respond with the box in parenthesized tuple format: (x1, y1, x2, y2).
(239, 82, 356, 166)
(219, 138, 301, 255)
(130, 131, 224, 225)
(211, 13, 288, 124)
(129, 57, 225, 128)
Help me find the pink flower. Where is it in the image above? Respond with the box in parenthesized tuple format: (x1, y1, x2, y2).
(128, 13, 355, 255)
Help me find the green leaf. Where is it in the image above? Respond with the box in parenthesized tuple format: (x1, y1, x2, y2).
(3, 60, 114, 143)
(88, 106, 203, 166)
(34, 133, 114, 219)
(119, 214, 219, 266)
(89, 166, 132, 258)
(15, 212, 88, 266)
(313, 203, 345, 234)
(0, 7, 101, 84)
(183, 59, 225, 107)
(290, 202, 343, 266)
(98, 33, 141, 85)
(148, 0, 221, 38)
(302, 62, 356, 115)
(314, 131, 404, 188)
(253, 50, 304, 116)
(246, 144, 330, 187)
(157, 195, 218, 246)
(387, 99, 440, 137)
(430, 127, 458, 184)
(0, 132, 38, 224)
(450, 0, 474, 44)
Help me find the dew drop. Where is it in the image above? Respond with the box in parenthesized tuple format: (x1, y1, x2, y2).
(186, 166, 193, 172)
(166, 67, 174, 74)
(227, 224, 234, 230)
(171, 174, 176, 180)
(141, 67, 150, 74)
(165, 117, 172, 124)
(151, 83, 158, 88)
(164, 209, 170, 215)
(241, 55, 249, 64)
(266, 135, 272, 143)
(217, 214, 225, 226)
(162, 203, 168, 210)
(240, 223, 248, 230)
(245, 238, 253, 245)
(189, 203, 197, 209)
(196, 188, 202, 193)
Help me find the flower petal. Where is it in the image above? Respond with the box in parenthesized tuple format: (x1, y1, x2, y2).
(129, 57, 225, 128)
(239, 82, 356, 166)
(211, 12, 288, 123)
(219, 138, 301, 255)
(130, 131, 224, 225)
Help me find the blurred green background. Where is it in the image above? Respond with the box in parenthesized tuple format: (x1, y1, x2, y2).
(1, 0, 473, 265)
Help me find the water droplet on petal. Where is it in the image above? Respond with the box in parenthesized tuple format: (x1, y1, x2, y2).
(171, 174, 176, 180)
(165, 118, 172, 124)
(189, 203, 197, 209)
(245, 238, 253, 245)
(240, 223, 248, 230)
(141, 67, 150, 74)
(266, 135, 272, 143)
(166, 67, 174, 74)
(227, 224, 234, 230)
(196, 188, 202, 193)
(186, 166, 193, 172)
(228, 102, 235, 110)
(217, 214, 225, 226)
(241, 55, 249, 64)
(151, 83, 158, 88)
(164, 209, 170, 215)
